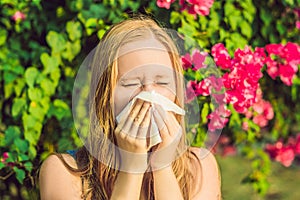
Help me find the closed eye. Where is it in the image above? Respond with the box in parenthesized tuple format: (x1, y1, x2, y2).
(122, 83, 141, 87)
(156, 82, 169, 85)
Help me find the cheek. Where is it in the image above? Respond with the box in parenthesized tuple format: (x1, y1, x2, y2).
(113, 86, 142, 116)
(156, 87, 176, 102)
(113, 86, 176, 116)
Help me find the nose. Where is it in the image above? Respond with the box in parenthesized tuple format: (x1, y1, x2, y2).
(142, 80, 155, 92)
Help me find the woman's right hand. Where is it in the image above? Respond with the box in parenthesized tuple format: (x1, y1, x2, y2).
(114, 99, 151, 173)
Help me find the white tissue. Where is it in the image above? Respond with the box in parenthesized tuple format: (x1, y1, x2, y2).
(116, 91, 185, 147)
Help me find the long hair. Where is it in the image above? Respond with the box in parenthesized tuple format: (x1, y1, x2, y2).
(60, 16, 201, 200)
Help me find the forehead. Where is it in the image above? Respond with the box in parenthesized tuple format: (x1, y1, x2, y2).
(118, 49, 173, 78)
(117, 39, 173, 78)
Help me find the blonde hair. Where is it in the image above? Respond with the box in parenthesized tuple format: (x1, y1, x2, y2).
(60, 15, 200, 200)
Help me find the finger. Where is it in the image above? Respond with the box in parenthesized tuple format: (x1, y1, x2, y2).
(152, 107, 169, 139)
(122, 99, 143, 136)
(153, 105, 181, 137)
(133, 101, 151, 126)
(137, 108, 151, 139)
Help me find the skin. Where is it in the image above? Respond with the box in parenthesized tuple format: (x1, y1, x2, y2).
(111, 42, 183, 199)
(39, 38, 221, 200)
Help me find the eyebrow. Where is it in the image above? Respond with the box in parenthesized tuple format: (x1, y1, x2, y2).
(119, 77, 141, 82)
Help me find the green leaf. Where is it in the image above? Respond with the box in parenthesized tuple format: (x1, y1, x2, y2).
(240, 20, 252, 39)
(170, 11, 181, 25)
(201, 103, 209, 124)
(260, 8, 272, 24)
(22, 113, 37, 130)
(24, 128, 41, 146)
(3, 71, 17, 84)
(4, 126, 21, 146)
(0, 162, 5, 170)
(18, 154, 29, 162)
(66, 21, 82, 41)
(97, 29, 106, 39)
(276, 21, 287, 35)
(14, 138, 29, 153)
(62, 40, 81, 62)
(40, 53, 60, 74)
(40, 78, 55, 96)
(50, 68, 61, 86)
(224, 2, 235, 17)
(13, 167, 25, 184)
(29, 102, 45, 119)
(228, 15, 240, 31)
(24, 161, 33, 172)
(12, 98, 26, 117)
(4, 82, 14, 99)
(28, 87, 42, 101)
(49, 99, 71, 120)
(0, 28, 7, 46)
(14, 78, 25, 97)
(28, 145, 37, 159)
(25, 67, 39, 88)
(46, 31, 66, 53)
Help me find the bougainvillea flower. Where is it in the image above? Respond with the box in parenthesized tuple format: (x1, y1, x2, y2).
(156, 0, 175, 9)
(186, 0, 214, 16)
(1, 152, 9, 163)
(185, 80, 197, 103)
(265, 141, 295, 167)
(211, 43, 232, 70)
(181, 53, 193, 70)
(294, 134, 300, 155)
(207, 111, 228, 131)
(11, 11, 26, 22)
(278, 64, 296, 86)
(207, 105, 230, 131)
(265, 57, 279, 79)
(296, 21, 300, 29)
(181, 49, 207, 70)
(265, 42, 300, 86)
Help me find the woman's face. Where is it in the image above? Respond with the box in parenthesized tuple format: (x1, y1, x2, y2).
(113, 39, 177, 116)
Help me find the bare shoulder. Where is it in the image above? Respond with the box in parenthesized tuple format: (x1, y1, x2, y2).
(39, 153, 82, 200)
(189, 147, 222, 200)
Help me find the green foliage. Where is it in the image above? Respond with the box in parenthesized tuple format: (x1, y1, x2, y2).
(0, 0, 299, 199)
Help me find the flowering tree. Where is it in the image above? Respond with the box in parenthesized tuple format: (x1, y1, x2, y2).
(0, 0, 299, 198)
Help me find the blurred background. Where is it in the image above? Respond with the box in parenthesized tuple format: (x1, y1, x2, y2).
(0, 0, 299, 199)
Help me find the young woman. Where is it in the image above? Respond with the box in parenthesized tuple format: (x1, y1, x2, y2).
(39, 16, 221, 200)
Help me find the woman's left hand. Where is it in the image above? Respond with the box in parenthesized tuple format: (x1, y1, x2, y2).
(150, 105, 183, 170)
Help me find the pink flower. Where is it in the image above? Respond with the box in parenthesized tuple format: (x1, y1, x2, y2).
(276, 146, 295, 167)
(212, 44, 265, 114)
(265, 141, 295, 167)
(186, 0, 214, 16)
(156, 0, 175, 9)
(278, 63, 297, 86)
(222, 145, 237, 156)
(242, 121, 249, 131)
(1, 152, 9, 163)
(265, 43, 284, 55)
(185, 80, 198, 103)
(294, 134, 300, 155)
(207, 105, 230, 131)
(11, 11, 26, 22)
(197, 79, 211, 96)
(192, 49, 207, 70)
(265, 57, 279, 79)
(179, 0, 214, 16)
(296, 21, 300, 29)
(211, 43, 232, 70)
(182, 53, 193, 70)
(181, 49, 207, 71)
(207, 111, 228, 131)
(265, 42, 300, 86)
